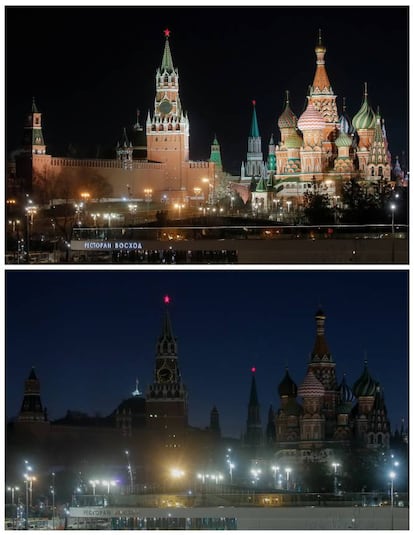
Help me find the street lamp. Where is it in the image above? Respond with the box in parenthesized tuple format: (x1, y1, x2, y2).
(390, 204, 396, 235)
(102, 480, 117, 494)
(51, 472, 56, 530)
(286, 200, 292, 213)
(125, 450, 134, 493)
(390, 204, 396, 262)
(89, 480, 100, 495)
(226, 448, 235, 484)
(271, 466, 280, 489)
(332, 462, 340, 495)
(285, 468, 292, 490)
(390, 471, 396, 530)
(7, 486, 19, 505)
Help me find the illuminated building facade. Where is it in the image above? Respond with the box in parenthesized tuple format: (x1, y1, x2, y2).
(236, 32, 398, 214)
(14, 31, 216, 206)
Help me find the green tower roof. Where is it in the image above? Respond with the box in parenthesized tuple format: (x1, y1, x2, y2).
(249, 100, 260, 137)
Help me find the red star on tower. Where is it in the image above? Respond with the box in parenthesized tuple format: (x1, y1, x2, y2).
(164, 28, 171, 38)
(164, 295, 171, 304)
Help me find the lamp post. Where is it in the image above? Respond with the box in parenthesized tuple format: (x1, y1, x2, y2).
(7, 486, 19, 505)
(285, 468, 292, 490)
(390, 204, 396, 263)
(271, 466, 280, 489)
(125, 450, 134, 494)
(25, 203, 37, 263)
(332, 462, 340, 495)
(226, 448, 234, 484)
(390, 471, 396, 530)
(102, 480, 117, 495)
(89, 480, 99, 496)
(51, 472, 55, 530)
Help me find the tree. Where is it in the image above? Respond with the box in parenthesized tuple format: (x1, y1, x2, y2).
(303, 191, 335, 225)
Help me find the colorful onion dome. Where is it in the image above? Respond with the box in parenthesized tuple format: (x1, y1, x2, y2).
(278, 90, 298, 129)
(285, 130, 302, 149)
(337, 375, 355, 404)
(297, 100, 325, 131)
(338, 98, 355, 135)
(352, 83, 376, 130)
(297, 369, 325, 398)
(278, 369, 298, 398)
(352, 361, 377, 397)
(335, 131, 352, 148)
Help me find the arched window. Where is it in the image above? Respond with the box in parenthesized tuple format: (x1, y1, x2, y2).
(371, 167, 375, 176)
(378, 166, 383, 177)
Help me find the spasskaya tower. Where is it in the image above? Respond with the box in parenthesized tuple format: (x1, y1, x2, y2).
(146, 296, 188, 429)
(146, 29, 190, 193)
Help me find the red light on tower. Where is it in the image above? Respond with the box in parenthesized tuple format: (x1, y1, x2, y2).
(164, 28, 171, 38)
(164, 295, 171, 304)
(251, 367, 256, 373)
(252, 100, 256, 106)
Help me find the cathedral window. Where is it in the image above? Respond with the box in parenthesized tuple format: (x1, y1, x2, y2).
(378, 166, 383, 176)
(371, 167, 375, 176)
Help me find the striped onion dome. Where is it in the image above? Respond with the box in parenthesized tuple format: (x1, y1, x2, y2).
(285, 130, 302, 149)
(297, 100, 325, 132)
(278, 91, 298, 129)
(338, 375, 355, 403)
(335, 131, 352, 148)
(352, 361, 377, 397)
(297, 369, 325, 398)
(278, 369, 298, 398)
(352, 84, 376, 130)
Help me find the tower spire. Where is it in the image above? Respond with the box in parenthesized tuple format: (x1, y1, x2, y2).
(161, 28, 174, 73)
(244, 367, 263, 448)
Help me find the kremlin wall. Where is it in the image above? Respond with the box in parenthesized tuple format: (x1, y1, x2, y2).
(10, 30, 407, 214)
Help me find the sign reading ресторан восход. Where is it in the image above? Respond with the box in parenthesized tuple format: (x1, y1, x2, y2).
(70, 241, 143, 251)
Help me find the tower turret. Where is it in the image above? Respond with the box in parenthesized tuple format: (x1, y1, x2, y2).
(243, 100, 264, 178)
(17, 367, 47, 423)
(244, 368, 263, 448)
(309, 30, 339, 141)
(146, 30, 189, 194)
(146, 296, 188, 429)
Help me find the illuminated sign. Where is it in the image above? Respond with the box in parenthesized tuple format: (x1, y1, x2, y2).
(71, 241, 143, 251)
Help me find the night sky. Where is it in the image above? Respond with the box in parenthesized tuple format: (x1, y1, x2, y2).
(5, 269, 408, 439)
(6, 5, 409, 175)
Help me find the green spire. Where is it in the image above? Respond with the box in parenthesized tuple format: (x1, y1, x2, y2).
(161, 29, 174, 72)
(249, 100, 260, 137)
(31, 96, 39, 113)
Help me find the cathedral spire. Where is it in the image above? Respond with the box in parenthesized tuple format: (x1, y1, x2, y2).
(311, 28, 332, 95)
(311, 308, 331, 360)
(157, 295, 177, 357)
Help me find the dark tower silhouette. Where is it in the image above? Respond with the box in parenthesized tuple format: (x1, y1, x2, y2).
(145, 296, 188, 429)
(244, 368, 263, 448)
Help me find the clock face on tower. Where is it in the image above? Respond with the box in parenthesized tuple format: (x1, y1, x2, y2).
(158, 367, 172, 383)
(159, 99, 172, 115)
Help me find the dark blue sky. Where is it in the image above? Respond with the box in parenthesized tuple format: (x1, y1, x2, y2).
(6, 270, 408, 438)
(6, 5, 408, 174)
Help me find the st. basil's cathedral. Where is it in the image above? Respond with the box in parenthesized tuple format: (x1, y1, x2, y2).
(10, 30, 407, 212)
(7, 301, 405, 490)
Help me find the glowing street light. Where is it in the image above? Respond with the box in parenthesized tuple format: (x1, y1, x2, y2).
(125, 450, 134, 493)
(7, 486, 19, 505)
(285, 467, 292, 490)
(170, 468, 185, 479)
(50, 472, 56, 530)
(102, 480, 117, 494)
(89, 480, 100, 495)
(390, 471, 396, 529)
(271, 465, 280, 489)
